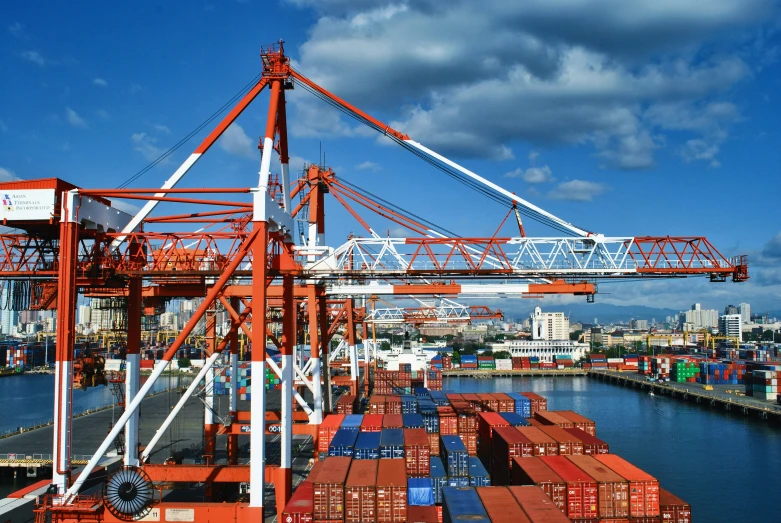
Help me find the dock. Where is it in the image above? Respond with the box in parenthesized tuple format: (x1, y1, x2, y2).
(443, 369, 587, 378)
(588, 369, 781, 422)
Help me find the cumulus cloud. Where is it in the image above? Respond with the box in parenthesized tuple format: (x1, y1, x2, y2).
(93, 78, 108, 87)
(151, 123, 171, 135)
(19, 50, 45, 66)
(0, 167, 22, 182)
(65, 107, 88, 128)
(9, 22, 24, 38)
(131, 132, 165, 162)
(356, 161, 381, 172)
(549, 179, 607, 201)
(290, 0, 772, 167)
(218, 124, 257, 159)
(505, 165, 554, 183)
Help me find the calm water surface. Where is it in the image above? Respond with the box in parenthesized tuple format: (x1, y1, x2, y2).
(448, 376, 780, 523)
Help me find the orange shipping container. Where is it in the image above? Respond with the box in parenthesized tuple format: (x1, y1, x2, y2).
(345, 460, 377, 523)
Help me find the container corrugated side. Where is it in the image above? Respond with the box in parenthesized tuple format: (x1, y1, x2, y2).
(516, 427, 559, 456)
(567, 454, 629, 518)
(556, 410, 596, 436)
(537, 425, 584, 455)
(508, 485, 571, 523)
(511, 456, 567, 512)
(404, 428, 431, 477)
(595, 454, 660, 518)
(376, 459, 407, 523)
(407, 505, 438, 523)
(353, 432, 381, 460)
(659, 487, 692, 523)
(475, 486, 531, 523)
(477, 412, 509, 466)
(540, 455, 598, 520)
(563, 428, 609, 455)
(442, 487, 490, 523)
(282, 481, 314, 523)
(491, 426, 533, 486)
(345, 460, 377, 523)
(467, 456, 491, 487)
(430, 456, 447, 504)
(312, 456, 351, 520)
(379, 428, 405, 459)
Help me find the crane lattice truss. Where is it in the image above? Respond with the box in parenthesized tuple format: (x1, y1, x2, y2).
(0, 41, 747, 523)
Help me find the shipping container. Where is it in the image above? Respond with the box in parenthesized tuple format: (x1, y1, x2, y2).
(516, 427, 559, 456)
(477, 393, 500, 412)
(282, 481, 314, 523)
(446, 476, 469, 488)
(498, 412, 530, 427)
(361, 414, 384, 432)
(404, 428, 432, 477)
(537, 425, 584, 455)
(437, 408, 458, 435)
(376, 459, 407, 523)
(533, 410, 575, 429)
(337, 395, 358, 414)
(511, 456, 567, 512)
(477, 412, 510, 466)
(659, 488, 692, 523)
(458, 432, 478, 457)
(383, 414, 404, 429)
(430, 456, 447, 504)
(354, 432, 381, 460)
(318, 415, 346, 456)
(407, 505, 439, 523)
(460, 393, 483, 411)
(555, 411, 596, 436)
(595, 454, 660, 518)
(329, 428, 360, 457)
(312, 456, 351, 521)
(491, 426, 533, 485)
(540, 455, 598, 520)
(468, 456, 491, 487)
(379, 429, 405, 459)
(563, 428, 609, 455)
(407, 477, 435, 506)
(519, 392, 548, 413)
(475, 486, 531, 523)
(403, 413, 425, 429)
(345, 460, 378, 523)
(427, 432, 440, 456)
(568, 455, 629, 518)
(442, 487, 490, 523)
(507, 485, 571, 523)
(506, 392, 532, 418)
(491, 393, 515, 412)
(441, 435, 469, 477)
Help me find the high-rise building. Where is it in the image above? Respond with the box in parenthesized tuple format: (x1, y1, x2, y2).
(0, 286, 19, 336)
(532, 307, 569, 340)
(681, 305, 718, 330)
(631, 319, 649, 330)
(719, 314, 742, 339)
(78, 305, 92, 326)
(739, 303, 751, 324)
(724, 304, 739, 315)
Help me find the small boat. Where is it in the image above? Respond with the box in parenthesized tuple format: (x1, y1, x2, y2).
(648, 391, 655, 397)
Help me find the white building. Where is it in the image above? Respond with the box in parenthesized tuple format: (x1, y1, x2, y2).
(531, 307, 569, 340)
(78, 305, 92, 327)
(488, 339, 590, 362)
(719, 314, 742, 339)
(739, 303, 751, 324)
(160, 312, 179, 331)
(682, 304, 719, 330)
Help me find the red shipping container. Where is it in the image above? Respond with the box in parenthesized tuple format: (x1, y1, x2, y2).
(369, 396, 386, 415)
(660, 488, 692, 523)
(361, 414, 383, 432)
(507, 485, 571, 523)
(427, 432, 440, 456)
(458, 432, 477, 456)
(563, 428, 609, 455)
(475, 486, 532, 523)
(445, 393, 464, 402)
(376, 459, 407, 523)
(520, 392, 548, 413)
(404, 428, 431, 477)
(537, 425, 584, 455)
(511, 456, 567, 512)
(345, 459, 377, 523)
(534, 410, 575, 429)
(492, 393, 515, 413)
(568, 455, 629, 518)
(407, 506, 438, 523)
(540, 455, 598, 520)
(460, 394, 483, 411)
(438, 410, 458, 435)
(337, 395, 358, 415)
(282, 481, 314, 523)
(477, 412, 510, 465)
(516, 427, 558, 456)
(595, 455, 660, 518)
(477, 393, 499, 412)
(556, 411, 597, 436)
(383, 414, 403, 429)
(385, 396, 402, 415)
(491, 426, 534, 485)
(312, 456, 351, 521)
(317, 415, 346, 456)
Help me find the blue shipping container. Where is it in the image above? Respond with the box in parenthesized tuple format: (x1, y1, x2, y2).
(328, 427, 359, 457)
(442, 487, 490, 523)
(402, 413, 425, 429)
(499, 412, 529, 427)
(401, 395, 419, 414)
(468, 457, 491, 487)
(342, 414, 363, 429)
(379, 428, 405, 459)
(430, 457, 447, 504)
(441, 435, 469, 477)
(353, 432, 381, 460)
(414, 387, 430, 397)
(408, 477, 435, 506)
(506, 392, 532, 418)
(446, 476, 469, 488)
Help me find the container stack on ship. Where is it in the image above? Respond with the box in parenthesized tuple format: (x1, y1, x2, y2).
(290, 389, 693, 523)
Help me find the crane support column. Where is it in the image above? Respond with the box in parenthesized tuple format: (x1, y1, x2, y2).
(125, 276, 142, 466)
(52, 189, 78, 494)
(319, 295, 332, 413)
(203, 302, 217, 465)
(277, 274, 295, 517)
(308, 285, 323, 424)
(249, 220, 268, 514)
(228, 296, 240, 465)
(347, 299, 358, 396)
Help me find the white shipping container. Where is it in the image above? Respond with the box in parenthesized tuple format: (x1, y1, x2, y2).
(607, 358, 623, 363)
(495, 359, 513, 370)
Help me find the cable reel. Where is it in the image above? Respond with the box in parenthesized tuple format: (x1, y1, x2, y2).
(104, 466, 154, 521)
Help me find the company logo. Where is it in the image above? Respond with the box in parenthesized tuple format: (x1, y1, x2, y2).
(2, 194, 13, 212)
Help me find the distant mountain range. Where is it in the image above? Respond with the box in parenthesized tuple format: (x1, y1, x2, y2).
(502, 303, 680, 324)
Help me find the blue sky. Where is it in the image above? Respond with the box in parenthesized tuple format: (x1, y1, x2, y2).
(1, 1, 780, 313)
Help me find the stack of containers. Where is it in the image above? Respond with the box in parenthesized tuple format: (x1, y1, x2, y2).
(312, 456, 352, 522)
(460, 394, 483, 412)
(403, 428, 431, 477)
(336, 395, 358, 414)
(430, 355, 443, 370)
(568, 454, 629, 519)
(607, 357, 623, 369)
(318, 414, 345, 458)
(441, 355, 452, 370)
(588, 355, 608, 369)
(477, 394, 499, 413)
(552, 355, 574, 368)
(354, 432, 381, 460)
(428, 369, 443, 390)
(430, 457, 448, 504)
(595, 454, 660, 519)
(441, 435, 469, 479)
(379, 428, 405, 459)
(533, 410, 574, 429)
(459, 355, 478, 370)
(537, 425, 583, 455)
(506, 392, 532, 418)
(429, 390, 450, 406)
(652, 356, 671, 381)
(516, 427, 558, 456)
(264, 364, 278, 391)
(452, 401, 478, 456)
(467, 457, 491, 486)
(660, 487, 693, 523)
(329, 428, 360, 457)
(477, 413, 510, 467)
(376, 459, 407, 523)
(540, 455, 598, 521)
(748, 368, 778, 400)
(511, 456, 567, 512)
(638, 355, 652, 375)
(511, 357, 532, 370)
(563, 428, 609, 454)
(498, 413, 529, 427)
(385, 396, 403, 414)
(698, 361, 744, 384)
(477, 356, 494, 370)
(361, 414, 383, 432)
(557, 411, 597, 436)
(508, 485, 571, 522)
(345, 459, 377, 523)
(492, 393, 515, 412)
(528, 356, 540, 369)
(490, 426, 533, 485)
(494, 358, 513, 371)
(475, 486, 530, 523)
(623, 353, 639, 368)
(671, 358, 701, 383)
(519, 392, 547, 414)
(401, 394, 418, 414)
(369, 396, 386, 414)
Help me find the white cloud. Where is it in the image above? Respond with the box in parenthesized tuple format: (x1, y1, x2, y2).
(131, 132, 165, 162)
(356, 161, 381, 172)
(65, 107, 88, 128)
(151, 123, 171, 135)
(19, 50, 45, 66)
(505, 165, 554, 183)
(291, 0, 771, 167)
(9, 22, 24, 38)
(0, 167, 22, 182)
(549, 179, 607, 201)
(218, 124, 257, 159)
(93, 78, 108, 87)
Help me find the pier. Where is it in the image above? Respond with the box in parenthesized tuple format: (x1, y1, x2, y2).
(589, 369, 781, 422)
(443, 369, 587, 378)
